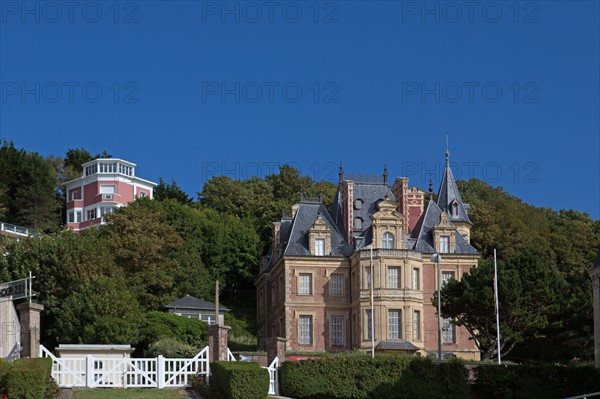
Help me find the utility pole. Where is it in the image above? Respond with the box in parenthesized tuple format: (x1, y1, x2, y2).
(215, 279, 220, 326)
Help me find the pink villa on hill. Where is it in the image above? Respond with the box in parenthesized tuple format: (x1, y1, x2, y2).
(64, 158, 157, 231)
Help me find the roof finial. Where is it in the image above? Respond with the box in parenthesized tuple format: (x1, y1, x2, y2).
(338, 162, 344, 183)
(445, 133, 450, 166)
(428, 178, 433, 199)
(383, 164, 388, 185)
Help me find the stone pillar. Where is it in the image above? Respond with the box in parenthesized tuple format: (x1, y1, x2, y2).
(266, 336, 287, 365)
(208, 325, 230, 362)
(17, 302, 44, 358)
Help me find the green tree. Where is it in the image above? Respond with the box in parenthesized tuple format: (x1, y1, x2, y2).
(0, 229, 122, 347)
(141, 311, 208, 348)
(154, 178, 193, 204)
(438, 250, 565, 360)
(63, 148, 94, 182)
(0, 141, 61, 231)
(103, 201, 183, 309)
(55, 274, 142, 344)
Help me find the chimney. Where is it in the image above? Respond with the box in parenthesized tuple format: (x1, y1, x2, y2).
(340, 180, 354, 246)
(393, 177, 424, 236)
(383, 164, 388, 185)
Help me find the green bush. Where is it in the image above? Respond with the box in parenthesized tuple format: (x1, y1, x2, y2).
(5, 358, 53, 399)
(141, 311, 208, 350)
(210, 361, 269, 399)
(146, 336, 201, 358)
(280, 355, 468, 399)
(0, 358, 12, 395)
(473, 364, 600, 399)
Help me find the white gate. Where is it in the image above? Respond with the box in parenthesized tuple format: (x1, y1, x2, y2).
(262, 357, 279, 395)
(40, 345, 209, 388)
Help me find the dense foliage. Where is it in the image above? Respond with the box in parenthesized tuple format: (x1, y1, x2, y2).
(280, 355, 468, 399)
(0, 141, 61, 231)
(437, 180, 600, 362)
(0, 141, 598, 363)
(472, 363, 600, 399)
(208, 361, 269, 399)
(141, 311, 208, 350)
(2, 357, 57, 399)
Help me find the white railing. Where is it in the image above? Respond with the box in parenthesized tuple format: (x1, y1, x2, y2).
(0, 222, 36, 237)
(262, 357, 279, 396)
(359, 248, 421, 260)
(227, 348, 236, 361)
(40, 345, 209, 389)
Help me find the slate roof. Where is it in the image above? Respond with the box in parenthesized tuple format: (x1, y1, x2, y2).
(165, 295, 229, 312)
(437, 159, 472, 224)
(413, 199, 478, 255)
(330, 189, 346, 236)
(262, 160, 478, 270)
(351, 183, 395, 237)
(283, 202, 353, 257)
(375, 340, 420, 351)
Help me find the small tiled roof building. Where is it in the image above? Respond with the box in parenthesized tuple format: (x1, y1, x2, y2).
(256, 148, 481, 360)
(165, 295, 230, 326)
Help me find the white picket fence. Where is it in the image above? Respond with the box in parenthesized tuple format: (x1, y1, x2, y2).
(40, 345, 210, 388)
(40, 345, 280, 394)
(264, 357, 279, 396)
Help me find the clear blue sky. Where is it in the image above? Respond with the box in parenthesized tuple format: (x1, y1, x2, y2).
(1, 1, 598, 219)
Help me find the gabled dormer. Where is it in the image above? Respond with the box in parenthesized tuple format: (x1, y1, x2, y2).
(308, 213, 331, 256)
(371, 197, 404, 250)
(432, 210, 456, 254)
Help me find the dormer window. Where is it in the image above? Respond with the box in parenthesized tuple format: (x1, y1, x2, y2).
(382, 232, 395, 249)
(451, 201, 459, 217)
(440, 236, 450, 253)
(309, 214, 331, 256)
(315, 239, 325, 256)
(353, 199, 363, 210)
(354, 217, 363, 230)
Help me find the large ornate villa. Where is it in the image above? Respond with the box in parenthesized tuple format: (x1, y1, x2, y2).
(256, 149, 481, 360)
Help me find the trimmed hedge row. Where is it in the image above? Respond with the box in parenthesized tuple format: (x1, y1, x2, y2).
(280, 355, 468, 399)
(3, 357, 56, 399)
(210, 361, 269, 399)
(473, 363, 600, 399)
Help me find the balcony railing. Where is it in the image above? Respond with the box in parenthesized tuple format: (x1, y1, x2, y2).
(0, 222, 37, 237)
(359, 248, 422, 261)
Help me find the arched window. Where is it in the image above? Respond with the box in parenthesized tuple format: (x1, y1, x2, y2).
(382, 232, 394, 249)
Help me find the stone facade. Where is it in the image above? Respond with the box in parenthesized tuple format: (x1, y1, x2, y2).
(17, 302, 44, 358)
(256, 153, 481, 360)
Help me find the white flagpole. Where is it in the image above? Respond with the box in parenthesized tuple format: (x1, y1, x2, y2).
(370, 246, 375, 359)
(493, 249, 501, 364)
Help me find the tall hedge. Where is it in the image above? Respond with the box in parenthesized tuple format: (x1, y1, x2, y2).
(473, 363, 600, 399)
(210, 361, 269, 399)
(5, 357, 53, 399)
(280, 355, 468, 399)
(0, 358, 11, 395)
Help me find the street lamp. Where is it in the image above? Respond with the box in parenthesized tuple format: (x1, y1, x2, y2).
(430, 253, 442, 363)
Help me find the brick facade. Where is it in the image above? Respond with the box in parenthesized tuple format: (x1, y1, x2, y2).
(257, 158, 481, 360)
